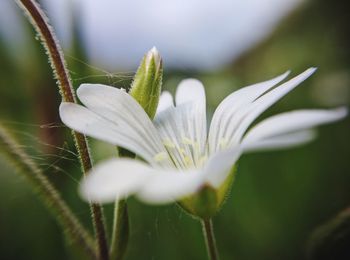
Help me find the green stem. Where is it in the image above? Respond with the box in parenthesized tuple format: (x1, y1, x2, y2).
(15, 1, 109, 259)
(0, 125, 97, 259)
(201, 219, 219, 260)
(109, 148, 132, 260)
(110, 199, 129, 260)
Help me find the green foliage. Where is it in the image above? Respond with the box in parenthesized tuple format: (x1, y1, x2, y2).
(0, 124, 96, 258)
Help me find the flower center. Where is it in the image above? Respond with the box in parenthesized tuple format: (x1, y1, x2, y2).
(154, 137, 207, 170)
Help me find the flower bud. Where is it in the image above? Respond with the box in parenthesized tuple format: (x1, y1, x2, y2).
(129, 47, 162, 119)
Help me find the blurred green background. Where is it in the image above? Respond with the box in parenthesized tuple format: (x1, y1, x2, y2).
(0, 0, 349, 259)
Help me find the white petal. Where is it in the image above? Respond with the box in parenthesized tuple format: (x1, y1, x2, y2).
(76, 84, 164, 157)
(80, 157, 206, 205)
(231, 68, 317, 144)
(203, 148, 241, 188)
(242, 130, 316, 152)
(242, 107, 348, 144)
(175, 79, 207, 153)
(80, 158, 157, 203)
(156, 91, 174, 115)
(155, 79, 208, 168)
(175, 79, 206, 107)
(59, 102, 169, 166)
(208, 71, 290, 153)
(137, 169, 204, 204)
(155, 105, 205, 169)
(176, 79, 207, 154)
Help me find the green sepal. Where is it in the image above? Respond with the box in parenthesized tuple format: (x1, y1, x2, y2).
(180, 185, 218, 219)
(216, 165, 236, 209)
(129, 47, 163, 119)
(178, 166, 237, 219)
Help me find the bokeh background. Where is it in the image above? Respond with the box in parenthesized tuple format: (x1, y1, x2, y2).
(0, 0, 349, 259)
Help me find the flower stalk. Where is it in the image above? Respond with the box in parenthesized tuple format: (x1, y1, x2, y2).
(15, 0, 108, 259)
(0, 124, 97, 259)
(108, 148, 132, 260)
(201, 219, 219, 260)
(110, 199, 129, 260)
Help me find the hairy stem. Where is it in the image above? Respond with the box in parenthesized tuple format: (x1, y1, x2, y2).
(201, 219, 219, 260)
(0, 125, 97, 258)
(15, 1, 108, 259)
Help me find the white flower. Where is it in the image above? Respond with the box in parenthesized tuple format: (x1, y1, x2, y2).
(59, 68, 347, 216)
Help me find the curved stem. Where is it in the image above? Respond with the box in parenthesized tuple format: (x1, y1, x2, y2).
(15, 1, 109, 259)
(0, 125, 97, 259)
(201, 219, 219, 260)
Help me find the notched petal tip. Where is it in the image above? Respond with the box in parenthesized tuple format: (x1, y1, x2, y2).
(310, 66, 318, 71)
(242, 129, 318, 153)
(280, 70, 291, 80)
(242, 105, 347, 153)
(285, 67, 317, 87)
(304, 67, 317, 76)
